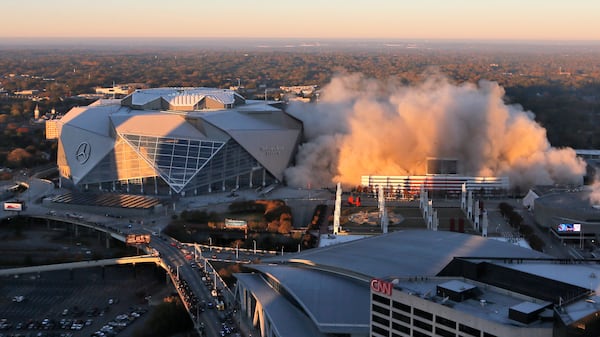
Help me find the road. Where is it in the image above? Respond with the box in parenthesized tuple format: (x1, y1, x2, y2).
(1, 177, 266, 336)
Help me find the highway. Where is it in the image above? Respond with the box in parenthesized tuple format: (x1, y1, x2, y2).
(1, 177, 271, 337)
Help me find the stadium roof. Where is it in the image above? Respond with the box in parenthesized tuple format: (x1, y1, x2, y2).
(263, 230, 548, 280)
(250, 264, 369, 334)
(235, 273, 327, 337)
(126, 87, 243, 108)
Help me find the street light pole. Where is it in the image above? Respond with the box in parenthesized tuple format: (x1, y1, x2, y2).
(253, 240, 256, 254)
(209, 237, 212, 252)
(236, 243, 239, 260)
(176, 265, 180, 280)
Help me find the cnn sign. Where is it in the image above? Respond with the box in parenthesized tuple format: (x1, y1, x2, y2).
(371, 278, 393, 296)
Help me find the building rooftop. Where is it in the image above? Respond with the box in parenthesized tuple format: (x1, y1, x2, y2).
(249, 264, 370, 334)
(235, 273, 327, 337)
(390, 277, 554, 328)
(265, 230, 547, 280)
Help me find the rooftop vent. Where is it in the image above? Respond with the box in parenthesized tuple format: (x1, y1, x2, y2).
(436, 280, 477, 302)
(509, 301, 550, 324)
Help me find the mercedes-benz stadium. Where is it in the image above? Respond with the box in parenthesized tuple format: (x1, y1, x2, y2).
(47, 87, 303, 196)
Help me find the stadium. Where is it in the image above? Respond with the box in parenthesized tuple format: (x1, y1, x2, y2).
(532, 188, 600, 238)
(234, 230, 600, 337)
(48, 87, 303, 196)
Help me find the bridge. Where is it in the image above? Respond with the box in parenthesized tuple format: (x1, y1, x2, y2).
(0, 176, 271, 336)
(0, 255, 160, 276)
(1, 210, 259, 337)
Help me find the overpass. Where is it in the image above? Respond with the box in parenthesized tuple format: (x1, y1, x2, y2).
(0, 255, 160, 276)
(0, 211, 256, 336)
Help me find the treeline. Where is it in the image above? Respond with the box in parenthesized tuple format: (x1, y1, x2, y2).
(498, 202, 545, 252)
(1, 46, 600, 174)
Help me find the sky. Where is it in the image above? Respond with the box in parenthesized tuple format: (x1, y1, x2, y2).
(2, 0, 600, 41)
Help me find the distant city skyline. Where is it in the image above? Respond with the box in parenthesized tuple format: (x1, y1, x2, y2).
(3, 0, 600, 41)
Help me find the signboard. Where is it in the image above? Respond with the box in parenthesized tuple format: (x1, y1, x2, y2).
(557, 223, 581, 232)
(126, 234, 151, 245)
(225, 218, 248, 229)
(3, 202, 23, 211)
(371, 278, 393, 296)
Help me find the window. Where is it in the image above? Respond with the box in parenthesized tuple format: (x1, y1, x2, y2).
(413, 330, 431, 337)
(414, 319, 432, 332)
(392, 301, 411, 313)
(392, 311, 410, 324)
(459, 324, 480, 337)
(372, 304, 390, 316)
(414, 308, 433, 321)
(392, 321, 410, 334)
(373, 315, 390, 327)
(373, 294, 391, 305)
(435, 316, 456, 329)
(435, 327, 456, 337)
(483, 333, 497, 337)
(372, 325, 389, 336)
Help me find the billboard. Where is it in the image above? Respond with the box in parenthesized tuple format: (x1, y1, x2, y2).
(3, 202, 23, 211)
(225, 218, 247, 229)
(126, 234, 151, 245)
(557, 223, 581, 232)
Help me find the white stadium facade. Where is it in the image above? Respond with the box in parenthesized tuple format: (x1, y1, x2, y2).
(47, 87, 303, 196)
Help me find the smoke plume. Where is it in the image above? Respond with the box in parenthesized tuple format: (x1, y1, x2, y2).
(284, 73, 586, 189)
(590, 177, 600, 206)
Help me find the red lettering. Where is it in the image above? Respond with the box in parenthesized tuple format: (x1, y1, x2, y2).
(371, 278, 393, 296)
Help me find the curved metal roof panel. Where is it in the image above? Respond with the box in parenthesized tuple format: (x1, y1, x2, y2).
(250, 264, 369, 334)
(126, 87, 241, 107)
(235, 273, 327, 337)
(111, 112, 208, 139)
(59, 103, 124, 138)
(264, 230, 548, 280)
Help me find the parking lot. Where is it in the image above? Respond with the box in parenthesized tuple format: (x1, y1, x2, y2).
(0, 264, 166, 337)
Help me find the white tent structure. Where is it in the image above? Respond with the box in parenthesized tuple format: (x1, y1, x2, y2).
(522, 189, 540, 211)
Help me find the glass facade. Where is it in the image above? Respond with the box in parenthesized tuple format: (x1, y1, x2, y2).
(73, 133, 273, 195)
(80, 137, 156, 185)
(122, 134, 225, 192)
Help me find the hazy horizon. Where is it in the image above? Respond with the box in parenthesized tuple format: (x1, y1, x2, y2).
(2, 37, 600, 52)
(3, 0, 600, 41)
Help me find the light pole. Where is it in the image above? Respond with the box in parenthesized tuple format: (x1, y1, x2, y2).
(236, 243, 239, 260)
(253, 240, 256, 254)
(208, 237, 212, 252)
(176, 265, 180, 280)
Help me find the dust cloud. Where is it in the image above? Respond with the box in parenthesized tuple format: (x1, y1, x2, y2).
(590, 178, 600, 206)
(284, 73, 586, 189)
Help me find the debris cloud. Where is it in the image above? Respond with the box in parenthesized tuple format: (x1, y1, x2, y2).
(284, 73, 586, 189)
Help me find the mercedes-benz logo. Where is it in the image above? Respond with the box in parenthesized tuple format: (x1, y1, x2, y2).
(75, 142, 91, 164)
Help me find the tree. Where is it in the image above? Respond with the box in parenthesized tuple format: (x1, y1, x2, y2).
(10, 103, 21, 117)
(6, 148, 32, 168)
